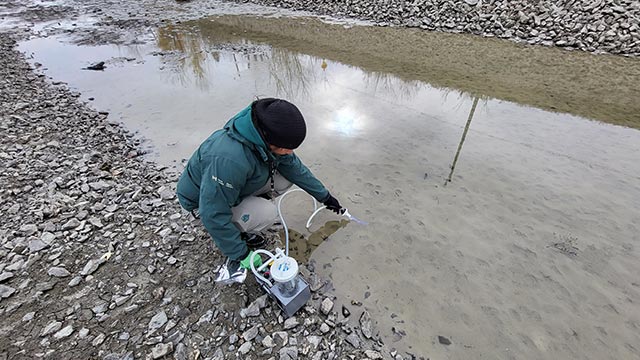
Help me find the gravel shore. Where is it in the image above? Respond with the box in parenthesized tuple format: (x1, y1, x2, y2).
(230, 0, 640, 56)
(0, 33, 394, 360)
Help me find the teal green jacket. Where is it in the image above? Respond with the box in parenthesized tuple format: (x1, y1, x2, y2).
(177, 105, 329, 260)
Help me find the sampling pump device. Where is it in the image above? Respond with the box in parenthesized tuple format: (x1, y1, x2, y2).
(249, 188, 366, 317)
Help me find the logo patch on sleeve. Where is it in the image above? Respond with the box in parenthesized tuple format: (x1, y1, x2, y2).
(241, 214, 250, 223)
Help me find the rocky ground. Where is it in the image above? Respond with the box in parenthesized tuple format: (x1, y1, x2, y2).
(1, 0, 635, 359)
(232, 0, 640, 56)
(2, 0, 639, 56)
(0, 33, 399, 359)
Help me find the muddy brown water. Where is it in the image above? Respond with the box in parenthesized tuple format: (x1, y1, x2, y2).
(19, 13, 640, 360)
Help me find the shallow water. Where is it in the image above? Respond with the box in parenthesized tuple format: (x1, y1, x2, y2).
(19, 13, 640, 360)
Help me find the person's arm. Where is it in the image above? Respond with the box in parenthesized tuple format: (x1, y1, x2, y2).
(198, 156, 250, 261)
(276, 153, 329, 201)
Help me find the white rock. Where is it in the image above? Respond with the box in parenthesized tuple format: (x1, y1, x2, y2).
(92, 333, 106, 346)
(22, 312, 35, 322)
(41, 321, 62, 336)
(365, 350, 384, 359)
(54, 325, 74, 339)
(68, 276, 82, 287)
(80, 258, 103, 276)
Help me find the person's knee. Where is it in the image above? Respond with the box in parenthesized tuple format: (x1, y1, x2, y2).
(273, 173, 293, 196)
(232, 197, 277, 233)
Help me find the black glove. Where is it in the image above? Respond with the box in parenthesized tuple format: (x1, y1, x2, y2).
(322, 193, 342, 214)
(241, 233, 266, 250)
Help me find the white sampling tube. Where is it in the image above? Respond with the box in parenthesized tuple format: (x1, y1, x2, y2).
(277, 188, 324, 256)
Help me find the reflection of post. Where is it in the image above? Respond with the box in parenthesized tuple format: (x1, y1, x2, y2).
(233, 53, 241, 78)
(445, 96, 479, 185)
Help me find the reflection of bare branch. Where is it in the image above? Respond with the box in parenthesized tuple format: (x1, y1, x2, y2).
(362, 71, 422, 100)
(268, 49, 316, 100)
(156, 25, 211, 90)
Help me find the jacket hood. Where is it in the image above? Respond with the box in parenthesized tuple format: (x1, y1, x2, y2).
(224, 105, 271, 162)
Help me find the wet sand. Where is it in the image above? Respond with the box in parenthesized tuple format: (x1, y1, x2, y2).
(18, 14, 640, 359)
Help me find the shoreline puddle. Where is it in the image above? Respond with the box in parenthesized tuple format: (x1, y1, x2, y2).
(15, 12, 640, 359)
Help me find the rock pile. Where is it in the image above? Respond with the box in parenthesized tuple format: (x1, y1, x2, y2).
(231, 0, 640, 56)
(0, 33, 397, 359)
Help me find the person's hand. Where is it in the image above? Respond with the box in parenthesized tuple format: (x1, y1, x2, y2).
(323, 193, 342, 214)
(240, 251, 262, 269)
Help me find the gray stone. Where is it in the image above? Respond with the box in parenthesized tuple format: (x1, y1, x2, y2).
(158, 186, 175, 200)
(6, 258, 24, 271)
(319, 323, 330, 334)
(240, 294, 268, 318)
(242, 325, 259, 341)
(174, 342, 187, 360)
(151, 343, 173, 359)
(320, 298, 334, 315)
(92, 301, 108, 314)
(29, 239, 50, 253)
(114, 295, 130, 306)
(211, 348, 224, 360)
(365, 350, 384, 359)
(68, 276, 82, 287)
(360, 311, 373, 339)
(48, 266, 71, 277)
(279, 346, 298, 360)
(262, 335, 275, 348)
(61, 218, 81, 230)
(88, 217, 103, 228)
(41, 321, 62, 336)
(19, 224, 37, 236)
(20, 312, 35, 322)
(0, 284, 16, 299)
(307, 335, 322, 348)
(88, 181, 111, 191)
(345, 333, 360, 348)
(238, 341, 252, 355)
(92, 333, 106, 346)
(40, 232, 56, 245)
(149, 311, 168, 330)
(78, 328, 90, 338)
(228, 333, 239, 344)
(283, 316, 299, 330)
(80, 258, 103, 276)
(53, 324, 74, 339)
(0, 271, 14, 283)
(273, 331, 288, 347)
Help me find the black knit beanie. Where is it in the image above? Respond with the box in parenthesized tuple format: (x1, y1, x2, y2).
(253, 98, 307, 149)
